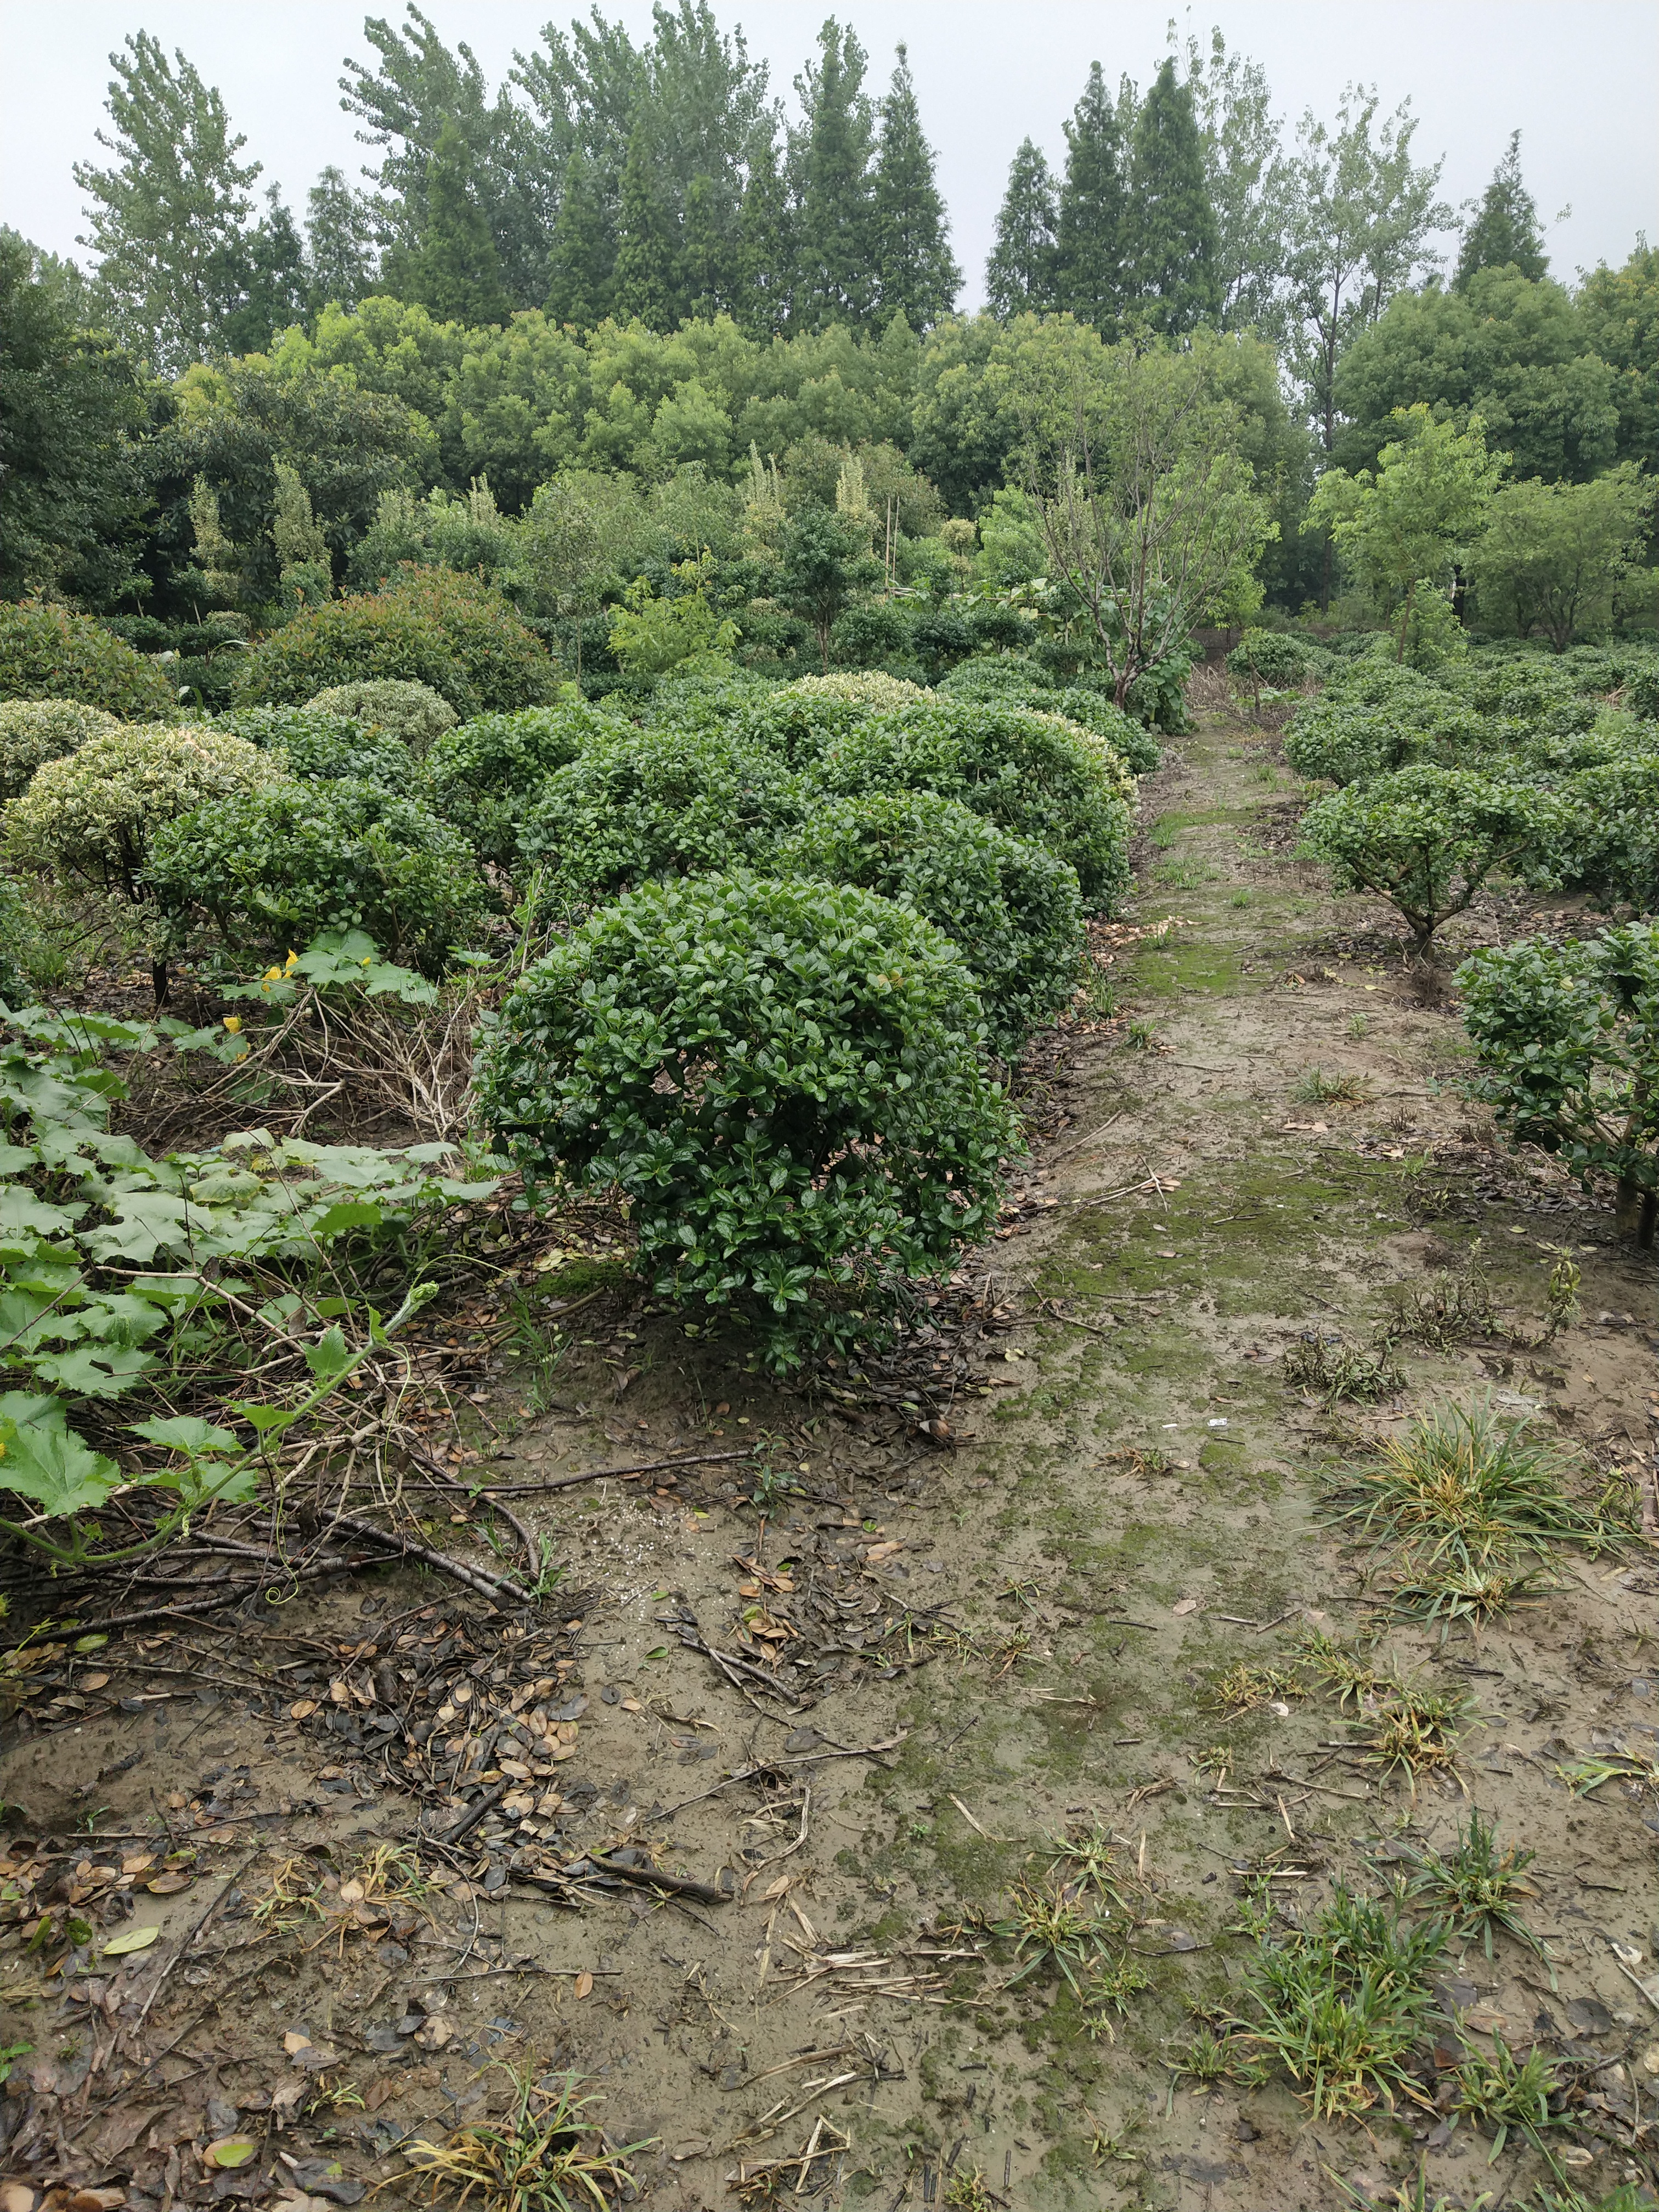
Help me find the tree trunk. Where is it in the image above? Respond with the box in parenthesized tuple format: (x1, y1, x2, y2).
(1615, 1176, 1657, 1249)
(151, 956, 170, 1008)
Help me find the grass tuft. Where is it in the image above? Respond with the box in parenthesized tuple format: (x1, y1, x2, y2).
(1223, 1887, 1447, 2118)
(1283, 1334, 1405, 1404)
(399, 2063, 651, 2212)
(1294, 1065, 1372, 1105)
(1395, 1809, 1549, 1966)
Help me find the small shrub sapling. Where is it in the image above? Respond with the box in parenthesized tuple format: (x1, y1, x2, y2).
(1299, 765, 1553, 956)
(1459, 921, 1659, 1246)
(477, 873, 1020, 1367)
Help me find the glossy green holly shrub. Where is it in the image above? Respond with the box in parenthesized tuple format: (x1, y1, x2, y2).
(234, 568, 558, 719)
(6, 724, 286, 901)
(0, 701, 122, 803)
(420, 701, 617, 869)
(1299, 765, 1555, 953)
(0, 603, 176, 721)
(515, 725, 808, 911)
(304, 679, 457, 755)
(805, 701, 1134, 910)
(216, 706, 410, 788)
(1460, 921, 1658, 1241)
(476, 872, 1019, 1367)
(146, 777, 488, 972)
(780, 791, 1086, 1056)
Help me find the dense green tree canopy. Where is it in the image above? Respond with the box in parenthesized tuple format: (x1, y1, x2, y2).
(1455, 132, 1548, 288)
(985, 141, 1058, 320)
(1126, 59, 1220, 338)
(1053, 63, 1131, 339)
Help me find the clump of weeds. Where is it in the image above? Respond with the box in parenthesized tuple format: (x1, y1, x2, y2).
(1448, 2033, 1567, 2163)
(1220, 1887, 1447, 2119)
(1392, 1809, 1550, 1969)
(1376, 1246, 1495, 1351)
(1295, 1628, 1388, 1709)
(1295, 1065, 1373, 1106)
(1283, 1334, 1406, 1404)
(1326, 1400, 1635, 1625)
(1125, 1019, 1158, 1049)
(399, 2062, 652, 2212)
(1207, 1661, 1303, 1715)
(1351, 1674, 1475, 1792)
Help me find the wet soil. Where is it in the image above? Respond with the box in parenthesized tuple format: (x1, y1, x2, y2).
(2, 715, 1656, 2212)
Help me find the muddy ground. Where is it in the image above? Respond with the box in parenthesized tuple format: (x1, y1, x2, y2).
(2, 710, 1656, 2212)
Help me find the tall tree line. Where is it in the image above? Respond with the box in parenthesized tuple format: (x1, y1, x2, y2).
(70, 3, 961, 373)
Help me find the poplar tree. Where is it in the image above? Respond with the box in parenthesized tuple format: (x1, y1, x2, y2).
(74, 30, 261, 371)
(1126, 59, 1220, 336)
(1054, 63, 1130, 337)
(869, 45, 960, 330)
(612, 117, 680, 326)
(985, 139, 1058, 317)
(736, 127, 793, 336)
(305, 167, 380, 311)
(793, 20, 876, 329)
(392, 119, 510, 325)
(219, 187, 309, 354)
(544, 149, 613, 326)
(1455, 132, 1549, 287)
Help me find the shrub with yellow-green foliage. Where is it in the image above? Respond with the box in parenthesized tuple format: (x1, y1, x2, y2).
(783, 670, 930, 711)
(0, 701, 122, 803)
(6, 723, 286, 901)
(304, 679, 456, 755)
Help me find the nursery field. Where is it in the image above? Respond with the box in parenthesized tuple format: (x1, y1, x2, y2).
(0, 661, 1655, 2212)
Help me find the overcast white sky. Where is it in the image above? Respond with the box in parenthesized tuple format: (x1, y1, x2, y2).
(3, 1, 1655, 310)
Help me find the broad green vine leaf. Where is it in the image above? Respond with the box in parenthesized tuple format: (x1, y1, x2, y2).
(77, 1193, 191, 1266)
(230, 1403, 295, 1435)
(308, 1200, 383, 1239)
(128, 1415, 241, 1457)
(304, 1325, 353, 1380)
(26, 1345, 158, 1400)
(0, 1142, 38, 1174)
(0, 1399, 122, 1517)
(0, 1189, 84, 1239)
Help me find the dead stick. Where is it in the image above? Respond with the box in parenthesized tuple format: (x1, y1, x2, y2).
(477, 1448, 755, 1496)
(136, 1849, 257, 2032)
(324, 1509, 528, 1605)
(436, 1779, 514, 1846)
(578, 1852, 730, 1906)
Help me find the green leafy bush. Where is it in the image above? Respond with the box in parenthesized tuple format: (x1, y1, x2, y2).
(146, 778, 488, 972)
(0, 602, 176, 721)
(1625, 663, 1659, 719)
(1053, 686, 1160, 774)
(1284, 688, 1491, 788)
(216, 706, 410, 788)
(234, 567, 558, 719)
(1124, 647, 1195, 735)
(304, 679, 457, 754)
(6, 724, 286, 901)
(476, 872, 1019, 1367)
(0, 700, 121, 803)
(420, 702, 612, 869)
(1226, 629, 1329, 687)
(934, 654, 1054, 704)
(515, 725, 808, 911)
(780, 791, 1086, 1054)
(1536, 751, 1659, 910)
(782, 670, 930, 711)
(806, 701, 1135, 910)
(1299, 765, 1554, 953)
(1460, 922, 1657, 1244)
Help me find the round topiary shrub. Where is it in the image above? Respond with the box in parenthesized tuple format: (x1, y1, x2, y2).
(805, 701, 1135, 910)
(420, 702, 616, 869)
(0, 700, 122, 803)
(1053, 686, 1160, 775)
(783, 671, 930, 711)
(215, 706, 411, 788)
(5, 723, 286, 900)
(934, 653, 1053, 703)
(780, 791, 1086, 1055)
(0, 603, 176, 721)
(476, 872, 1020, 1366)
(304, 679, 456, 755)
(515, 725, 808, 911)
(233, 568, 558, 720)
(146, 778, 489, 973)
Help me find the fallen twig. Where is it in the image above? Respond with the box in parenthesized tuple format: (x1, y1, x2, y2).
(477, 1447, 757, 1495)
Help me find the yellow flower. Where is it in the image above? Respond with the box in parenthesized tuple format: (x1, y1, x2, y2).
(284, 950, 299, 968)
(222, 1015, 242, 1034)
(264, 966, 283, 981)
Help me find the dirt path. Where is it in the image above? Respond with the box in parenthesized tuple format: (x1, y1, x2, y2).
(3, 713, 1656, 2212)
